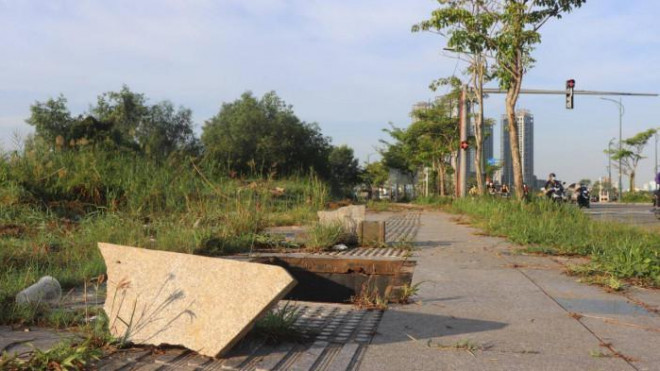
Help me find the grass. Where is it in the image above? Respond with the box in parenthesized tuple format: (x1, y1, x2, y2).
(621, 191, 653, 204)
(0, 148, 330, 326)
(450, 197, 660, 287)
(251, 302, 306, 344)
(303, 222, 346, 251)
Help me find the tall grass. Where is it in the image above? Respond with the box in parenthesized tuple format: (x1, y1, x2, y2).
(451, 197, 660, 286)
(0, 147, 329, 324)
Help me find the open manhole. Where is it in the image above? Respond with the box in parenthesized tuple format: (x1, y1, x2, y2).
(249, 252, 416, 304)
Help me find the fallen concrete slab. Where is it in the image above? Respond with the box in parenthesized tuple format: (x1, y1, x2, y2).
(318, 205, 366, 235)
(99, 243, 296, 358)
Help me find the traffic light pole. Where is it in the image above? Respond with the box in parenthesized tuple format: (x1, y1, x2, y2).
(476, 87, 656, 201)
(458, 85, 468, 198)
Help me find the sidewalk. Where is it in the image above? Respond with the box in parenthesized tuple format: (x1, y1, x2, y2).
(360, 211, 660, 371)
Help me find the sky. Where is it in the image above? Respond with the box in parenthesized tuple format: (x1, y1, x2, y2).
(1, 0, 659, 189)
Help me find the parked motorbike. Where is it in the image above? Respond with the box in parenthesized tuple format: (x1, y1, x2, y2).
(576, 185, 590, 208)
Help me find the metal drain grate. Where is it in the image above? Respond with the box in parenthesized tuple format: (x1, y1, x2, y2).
(93, 302, 384, 371)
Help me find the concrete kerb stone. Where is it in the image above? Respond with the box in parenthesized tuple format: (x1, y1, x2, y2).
(99, 243, 297, 358)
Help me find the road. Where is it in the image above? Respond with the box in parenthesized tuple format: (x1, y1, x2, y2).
(583, 202, 659, 230)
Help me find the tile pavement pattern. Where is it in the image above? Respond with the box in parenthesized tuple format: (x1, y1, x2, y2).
(94, 302, 384, 370)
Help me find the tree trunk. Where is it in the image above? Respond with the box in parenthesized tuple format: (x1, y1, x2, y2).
(506, 92, 524, 198)
(630, 171, 635, 193)
(438, 162, 446, 196)
(471, 58, 484, 195)
(505, 47, 525, 200)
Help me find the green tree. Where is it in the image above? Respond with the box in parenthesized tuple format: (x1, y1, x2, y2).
(25, 95, 73, 146)
(606, 129, 656, 192)
(362, 161, 389, 190)
(415, 0, 586, 199)
(328, 145, 361, 196)
(139, 101, 199, 159)
(201, 91, 331, 176)
(413, 1, 497, 194)
(92, 85, 148, 144)
(381, 93, 460, 196)
(493, 0, 586, 198)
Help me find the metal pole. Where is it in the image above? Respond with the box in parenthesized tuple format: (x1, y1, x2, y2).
(601, 98, 624, 199)
(618, 98, 623, 196)
(459, 85, 468, 197)
(655, 132, 658, 178)
(608, 137, 614, 189)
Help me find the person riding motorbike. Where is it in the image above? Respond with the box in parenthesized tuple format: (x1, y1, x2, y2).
(544, 173, 564, 199)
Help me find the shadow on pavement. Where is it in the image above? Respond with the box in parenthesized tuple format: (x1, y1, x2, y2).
(371, 309, 507, 345)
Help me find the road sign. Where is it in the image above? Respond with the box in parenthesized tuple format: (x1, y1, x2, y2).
(460, 141, 469, 150)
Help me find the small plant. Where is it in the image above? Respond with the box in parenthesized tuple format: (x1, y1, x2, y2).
(427, 338, 482, 356)
(252, 302, 305, 344)
(590, 349, 612, 358)
(0, 338, 102, 370)
(397, 281, 425, 304)
(350, 277, 389, 310)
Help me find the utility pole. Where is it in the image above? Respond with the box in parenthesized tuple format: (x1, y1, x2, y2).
(458, 84, 468, 197)
(608, 137, 615, 190)
(601, 98, 624, 197)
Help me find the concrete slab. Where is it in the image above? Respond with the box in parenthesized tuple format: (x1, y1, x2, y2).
(0, 326, 77, 357)
(360, 211, 654, 370)
(99, 243, 296, 358)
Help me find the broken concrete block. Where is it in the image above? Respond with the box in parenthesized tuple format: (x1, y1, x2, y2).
(318, 205, 366, 235)
(99, 243, 296, 358)
(360, 221, 385, 246)
(16, 276, 62, 305)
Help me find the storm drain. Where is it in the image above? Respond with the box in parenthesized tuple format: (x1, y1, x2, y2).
(94, 302, 384, 371)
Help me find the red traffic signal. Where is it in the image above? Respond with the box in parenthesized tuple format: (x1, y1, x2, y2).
(566, 79, 575, 88)
(460, 141, 469, 150)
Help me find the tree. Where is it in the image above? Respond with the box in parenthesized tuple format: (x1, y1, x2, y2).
(606, 129, 656, 192)
(362, 161, 389, 190)
(414, 0, 586, 199)
(381, 93, 460, 196)
(328, 145, 361, 196)
(139, 101, 199, 159)
(25, 95, 73, 146)
(413, 1, 496, 194)
(493, 0, 586, 198)
(92, 85, 148, 144)
(201, 91, 331, 177)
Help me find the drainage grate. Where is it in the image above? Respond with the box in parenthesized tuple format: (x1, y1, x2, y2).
(93, 302, 384, 371)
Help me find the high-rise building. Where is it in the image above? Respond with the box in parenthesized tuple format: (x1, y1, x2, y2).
(501, 110, 534, 187)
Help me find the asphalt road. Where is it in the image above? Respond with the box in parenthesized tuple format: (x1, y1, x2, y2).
(582, 202, 660, 229)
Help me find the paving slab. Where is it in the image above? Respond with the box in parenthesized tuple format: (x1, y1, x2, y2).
(360, 211, 659, 370)
(0, 326, 78, 358)
(99, 242, 296, 358)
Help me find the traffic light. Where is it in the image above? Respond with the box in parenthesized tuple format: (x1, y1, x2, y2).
(460, 140, 469, 150)
(566, 79, 575, 109)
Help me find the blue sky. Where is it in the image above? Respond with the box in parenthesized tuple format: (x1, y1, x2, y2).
(1, 0, 659, 188)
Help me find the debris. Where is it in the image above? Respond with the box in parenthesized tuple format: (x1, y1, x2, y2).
(16, 276, 62, 305)
(332, 244, 349, 251)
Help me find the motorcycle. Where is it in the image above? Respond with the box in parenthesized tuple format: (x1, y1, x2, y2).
(546, 181, 567, 203)
(576, 185, 590, 208)
(654, 192, 660, 219)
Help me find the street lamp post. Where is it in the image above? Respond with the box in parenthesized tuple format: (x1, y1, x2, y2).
(600, 97, 624, 199)
(608, 137, 615, 189)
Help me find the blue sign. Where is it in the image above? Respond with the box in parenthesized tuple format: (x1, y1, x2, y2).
(487, 158, 497, 166)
